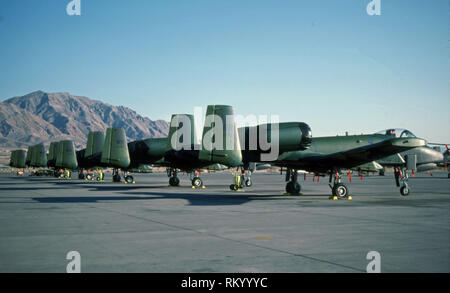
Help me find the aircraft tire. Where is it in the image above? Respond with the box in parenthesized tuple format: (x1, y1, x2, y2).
(125, 175, 134, 184)
(333, 183, 348, 198)
(245, 178, 252, 187)
(169, 177, 180, 186)
(400, 185, 410, 196)
(286, 181, 301, 195)
(78, 173, 85, 180)
(192, 177, 202, 188)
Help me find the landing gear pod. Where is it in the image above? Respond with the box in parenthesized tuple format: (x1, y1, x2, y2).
(101, 128, 130, 169)
(55, 140, 78, 170)
(199, 105, 242, 167)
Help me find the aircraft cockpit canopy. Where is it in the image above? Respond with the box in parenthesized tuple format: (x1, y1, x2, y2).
(376, 128, 416, 138)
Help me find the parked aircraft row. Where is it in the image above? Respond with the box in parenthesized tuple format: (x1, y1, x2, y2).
(8, 105, 449, 199)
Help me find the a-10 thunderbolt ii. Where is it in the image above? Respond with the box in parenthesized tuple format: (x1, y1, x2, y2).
(49, 140, 78, 178)
(266, 129, 426, 198)
(76, 128, 132, 183)
(127, 105, 246, 188)
(126, 105, 312, 189)
(114, 105, 427, 199)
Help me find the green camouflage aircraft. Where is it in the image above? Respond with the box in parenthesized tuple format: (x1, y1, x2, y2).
(271, 129, 426, 198)
(126, 105, 312, 189)
(76, 128, 131, 182)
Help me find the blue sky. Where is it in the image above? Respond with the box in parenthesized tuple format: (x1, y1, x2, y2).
(0, 0, 449, 142)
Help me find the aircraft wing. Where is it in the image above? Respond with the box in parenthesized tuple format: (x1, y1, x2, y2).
(280, 137, 426, 173)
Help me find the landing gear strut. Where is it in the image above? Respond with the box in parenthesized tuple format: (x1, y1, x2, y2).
(112, 168, 121, 182)
(395, 167, 410, 196)
(168, 168, 180, 187)
(78, 169, 85, 180)
(329, 171, 350, 200)
(285, 168, 301, 195)
(229, 168, 252, 191)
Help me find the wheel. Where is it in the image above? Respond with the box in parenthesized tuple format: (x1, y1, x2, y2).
(86, 173, 93, 181)
(245, 178, 252, 187)
(230, 184, 235, 190)
(286, 181, 301, 195)
(78, 173, 85, 180)
(125, 175, 134, 184)
(379, 169, 385, 176)
(400, 185, 410, 196)
(333, 183, 348, 198)
(169, 176, 180, 186)
(113, 174, 121, 182)
(192, 177, 202, 188)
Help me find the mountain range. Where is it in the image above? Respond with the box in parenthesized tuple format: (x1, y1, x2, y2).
(0, 91, 169, 149)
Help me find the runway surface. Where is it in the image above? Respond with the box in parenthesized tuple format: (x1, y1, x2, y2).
(0, 171, 449, 273)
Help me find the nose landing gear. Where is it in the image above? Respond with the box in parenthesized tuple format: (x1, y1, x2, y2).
(285, 168, 301, 195)
(329, 171, 351, 200)
(395, 168, 410, 196)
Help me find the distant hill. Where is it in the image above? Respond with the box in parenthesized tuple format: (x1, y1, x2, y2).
(0, 91, 169, 149)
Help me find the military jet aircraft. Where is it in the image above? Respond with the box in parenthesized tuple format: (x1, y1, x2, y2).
(266, 128, 426, 198)
(76, 128, 132, 182)
(373, 129, 445, 185)
(127, 105, 244, 188)
(126, 105, 312, 189)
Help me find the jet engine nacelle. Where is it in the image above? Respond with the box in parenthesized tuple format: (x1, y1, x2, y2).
(238, 122, 312, 162)
(128, 137, 167, 163)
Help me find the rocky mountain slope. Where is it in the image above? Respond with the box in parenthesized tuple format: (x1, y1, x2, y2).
(0, 91, 169, 149)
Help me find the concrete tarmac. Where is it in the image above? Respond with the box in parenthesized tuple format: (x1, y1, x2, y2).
(0, 171, 449, 273)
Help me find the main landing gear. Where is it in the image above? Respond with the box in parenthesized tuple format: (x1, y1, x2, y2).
(285, 168, 301, 195)
(329, 171, 351, 200)
(167, 168, 180, 187)
(394, 167, 410, 196)
(230, 168, 252, 191)
(111, 169, 134, 184)
(190, 170, 205, 189)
